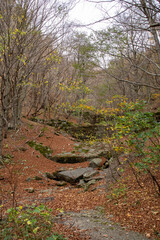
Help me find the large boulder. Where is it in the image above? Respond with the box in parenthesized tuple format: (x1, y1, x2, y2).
(53, 167, 95, 184)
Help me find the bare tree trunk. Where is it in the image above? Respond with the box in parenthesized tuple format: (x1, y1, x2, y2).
(0, 109, 3, 158)
(140, 0, 160, 64)
(12, 86, 26, 129)
(1, 77, 11, 138)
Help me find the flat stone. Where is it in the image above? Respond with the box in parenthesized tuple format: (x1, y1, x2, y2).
(87, 179, 97, 185)
(83, 170, 98, 180)
(85, 175, 104, 182)
(54, 167, 94, 184)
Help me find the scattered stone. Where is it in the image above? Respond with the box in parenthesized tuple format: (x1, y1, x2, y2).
(96, 184, 107, 190)
(39, 197, 54, 203)
(40, 189, 52, 195)
(89, 158, 103, 168)
(56, 181, 67, 186)
(84, 179, 97, 191)
(88, 179, 97, 185)
(34, 176, 43, 180)
(25, 177, 32, 182)
(25, 187, 34, 193)
(45, 172, 55, 180)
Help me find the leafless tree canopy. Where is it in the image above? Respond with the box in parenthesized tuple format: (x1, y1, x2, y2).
(0, 0, 75, 155)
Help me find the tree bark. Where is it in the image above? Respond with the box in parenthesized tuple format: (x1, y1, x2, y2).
(0, 108, 3, 158)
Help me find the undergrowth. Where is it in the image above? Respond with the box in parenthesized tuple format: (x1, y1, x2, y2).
(0, 204, 67, 240)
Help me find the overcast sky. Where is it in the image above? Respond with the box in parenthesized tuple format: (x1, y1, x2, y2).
(69, 0, 117, 31)
(70, 1, 102, 25)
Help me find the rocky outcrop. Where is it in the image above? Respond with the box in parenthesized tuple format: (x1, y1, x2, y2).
(50, 149, 110, 164)
(44, 167, 106, 192)
(30, 118, 113, 140)
(26, 138, 111, 164)
(52, 167, 95, 184)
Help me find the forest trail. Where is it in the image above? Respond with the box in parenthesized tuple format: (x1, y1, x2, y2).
(0, 118, 159, 240)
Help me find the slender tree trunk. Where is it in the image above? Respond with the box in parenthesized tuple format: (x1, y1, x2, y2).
(12, 88, 25, 129)
(140, 0, 160, 64)
(1, 77, 10, 138)
(0, 108, 3, 158)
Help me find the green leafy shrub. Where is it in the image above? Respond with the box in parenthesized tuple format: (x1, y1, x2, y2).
(111, 100, 160, 194)
(0, 204, 67, 240)
(115, 101, 159, 164)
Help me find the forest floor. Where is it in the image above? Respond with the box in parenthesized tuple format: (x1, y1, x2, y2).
(0, 118, 160, 240)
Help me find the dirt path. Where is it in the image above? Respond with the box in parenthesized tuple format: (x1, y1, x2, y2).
(58, 208, 149, 240)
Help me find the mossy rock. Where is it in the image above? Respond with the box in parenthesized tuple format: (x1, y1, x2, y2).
(27, 141, 53, 158)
